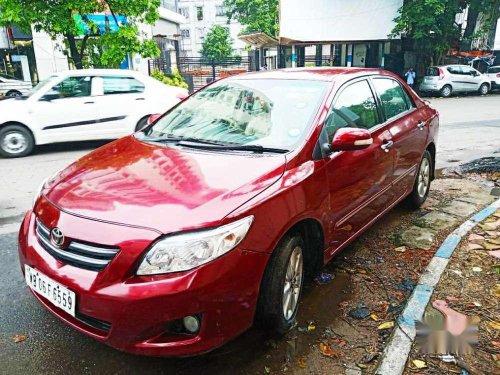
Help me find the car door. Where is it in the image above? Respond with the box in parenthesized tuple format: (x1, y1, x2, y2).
(371, 76, 428, 199)
(461, 66, 482, 91)
(33, 75, 97, 142)
(323, 78, 395, 252)
(446, 66, 466, 92)
(89, 75, 147, 137)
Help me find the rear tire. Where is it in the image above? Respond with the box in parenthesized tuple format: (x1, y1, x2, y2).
(440, 85, 452, 97)
(0, 125, 34, 158)
(5, 90, 22, 97)
(479, 83, 489, 95)
(407, 150, 432, 208)
(257, 234, 305, 334)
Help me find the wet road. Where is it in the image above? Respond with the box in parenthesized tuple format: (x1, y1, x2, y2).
(1, 94, 499, 374)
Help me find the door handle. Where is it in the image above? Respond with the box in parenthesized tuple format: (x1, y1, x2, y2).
(84, 101, 94, 104)
(417, 120, 426, 130)
(135, 98, 145, 101)
(380, 140, 394, 152)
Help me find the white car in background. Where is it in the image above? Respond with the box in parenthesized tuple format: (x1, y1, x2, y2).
(0, 74, 33, 97)
(0, 69, 188, 157)
(485, 65, 500, 90)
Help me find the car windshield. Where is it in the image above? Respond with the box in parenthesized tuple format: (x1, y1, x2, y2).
(24, 75, 58, 97)
(425, 67, 440, 76)
(145, 78, 328, 150)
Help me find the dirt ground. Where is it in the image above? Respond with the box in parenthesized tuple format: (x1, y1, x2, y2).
(241, 172, 498, 375)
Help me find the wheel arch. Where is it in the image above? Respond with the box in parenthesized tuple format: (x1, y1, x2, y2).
(426, 142, 436, 180)
(279, 218, 325, 280)
(0, 121, 37, 144)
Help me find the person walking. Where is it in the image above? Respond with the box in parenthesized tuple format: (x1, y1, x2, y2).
(405, 67, 416, 89)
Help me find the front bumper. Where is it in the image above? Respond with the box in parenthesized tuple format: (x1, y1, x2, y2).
(18, 202, 269, 356)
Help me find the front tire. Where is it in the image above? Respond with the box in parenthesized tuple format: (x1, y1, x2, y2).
(257, 234, 305, 334)
(479, 83, 489, 96)
(0, 125, 34, 158)
(408, 150, 432, 208)
(440, 85, 452, 97)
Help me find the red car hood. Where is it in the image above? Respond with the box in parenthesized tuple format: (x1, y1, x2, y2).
(44, 136, 286, 234)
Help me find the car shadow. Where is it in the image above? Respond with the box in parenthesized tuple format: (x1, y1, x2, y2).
(34, 140, 112, 156)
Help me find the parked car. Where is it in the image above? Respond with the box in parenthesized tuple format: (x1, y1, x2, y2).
(0, 73, 33, 97)
(419, 65, 491, 97)
(0, 69, 188, 158)
(485, 65, 500, 90)
(19, 67, 439, 356)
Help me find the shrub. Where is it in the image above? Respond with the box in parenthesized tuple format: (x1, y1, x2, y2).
(151, 69, 188, 89)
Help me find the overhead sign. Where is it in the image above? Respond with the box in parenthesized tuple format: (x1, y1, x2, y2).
(74, 14, 127, 36)
(280, 0, 403, 43)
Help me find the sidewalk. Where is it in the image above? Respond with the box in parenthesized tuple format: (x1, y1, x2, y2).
(402, 207, 500, 374)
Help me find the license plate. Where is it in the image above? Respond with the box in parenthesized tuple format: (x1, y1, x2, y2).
(25, 265, 76, 317)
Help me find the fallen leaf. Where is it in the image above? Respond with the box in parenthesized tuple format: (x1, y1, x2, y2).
(297, 357, 306, 369)
(445, 296, 462, 302)
(488, 321, 500, 330)
(468, 243, 484, 250)
(264, 366, 271, 374)
(492, 341, 500, 348)
(473, 301, 482, 307)
(319, 342, 337, 358)
(394, 246, 406, 252)
(356, 363, 368, 369)
(412, 359, 427, 369)
(468, 234, 484, 243)
(491, 284, 500, 298)
(13, 335, 27, 343)
(378, 321, 395, 330)
(370, 313, 379, 321)
(472, 266, 482, 273)
(307, 323, 316, 332)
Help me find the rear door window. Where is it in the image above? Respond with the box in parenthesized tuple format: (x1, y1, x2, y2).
(372, 78, 411, 120)
(425, 67, 440, 76)
(102, 76, 145, 95)
(447, 66, 463, 75)
(487, 66, 500, 74)
(324, 79, 380, 141)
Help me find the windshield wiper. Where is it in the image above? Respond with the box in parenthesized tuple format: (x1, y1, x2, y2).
(177, 141, 289, 154)
(137, 134, 223, 145)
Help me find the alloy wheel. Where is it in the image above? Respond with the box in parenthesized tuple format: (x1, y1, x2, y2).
(442, 86, 451, 97)
(282, 246, 303, 321)
(417, 157, 430, 198)
(1, 131, 28, 155)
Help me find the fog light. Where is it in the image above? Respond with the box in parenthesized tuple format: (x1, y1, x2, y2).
(183, 315, 200, 333)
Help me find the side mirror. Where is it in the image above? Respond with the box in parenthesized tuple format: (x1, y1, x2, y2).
(147, 113, 162, 125)
(40, 92, 60, 101)
(328, 128, 373, 152)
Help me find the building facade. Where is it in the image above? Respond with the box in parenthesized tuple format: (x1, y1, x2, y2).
(177, 0, 247, 57)
(278, 0, 404, 71)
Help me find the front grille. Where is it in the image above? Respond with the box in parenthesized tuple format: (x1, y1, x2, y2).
(35, 219, 119, 271)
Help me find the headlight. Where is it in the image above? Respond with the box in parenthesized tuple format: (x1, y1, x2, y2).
(32, 178, 47, 207)
(137, 216, 254, 275)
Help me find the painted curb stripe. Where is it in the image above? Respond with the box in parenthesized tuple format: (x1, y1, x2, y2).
(376, 197, 500, 375)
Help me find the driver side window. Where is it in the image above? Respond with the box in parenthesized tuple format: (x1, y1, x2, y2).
(324, 80, 380, 141)
(48, 76, 92, 99)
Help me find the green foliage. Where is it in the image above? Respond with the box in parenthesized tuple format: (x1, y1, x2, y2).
(0, 0, 161, 69)
(223, 0, 278, 37)
(151, 69, 188, 89)
(391, 0, 465, 65)
(200, 25, 233, 61)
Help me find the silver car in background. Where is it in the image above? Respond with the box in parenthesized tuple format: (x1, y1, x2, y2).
(0, 74, 33, 97)
(485, 65, 500, 91)
(419, 65, 491, 97)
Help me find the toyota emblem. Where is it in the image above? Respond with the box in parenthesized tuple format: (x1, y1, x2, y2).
(50, 227, 65, 247)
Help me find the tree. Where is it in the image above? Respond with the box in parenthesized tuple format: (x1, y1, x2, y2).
(462, 0, 500, 50)
(391, 0, 466, 65)
(223, 0, 279, 37)
(200, 25, 233, 60)
(0, 0, 161, 69)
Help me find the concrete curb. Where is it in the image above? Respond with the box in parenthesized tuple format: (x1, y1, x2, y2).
(376, 197, 500, 375)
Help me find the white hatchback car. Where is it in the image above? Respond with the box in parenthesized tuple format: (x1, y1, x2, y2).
(0, 69, 188, 157)
(0, 74, 33, 97)
(485, 65, 500, 90)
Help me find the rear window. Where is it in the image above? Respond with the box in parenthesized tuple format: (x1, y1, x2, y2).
(488, 66, 500, 74)
(425, 67, 440, 76)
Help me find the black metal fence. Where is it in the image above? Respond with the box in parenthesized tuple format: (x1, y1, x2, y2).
(148, 56, 254, 92)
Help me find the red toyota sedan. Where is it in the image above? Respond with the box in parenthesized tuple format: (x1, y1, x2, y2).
(19, 68, 438, 356)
